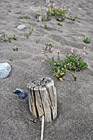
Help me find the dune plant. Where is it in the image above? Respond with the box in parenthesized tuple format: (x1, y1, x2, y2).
(79, 37, 91, 44)
(37, 1, 76, 23)
(44, 41, 54, 52)
(57, 22, 63, 26)
(25, 33, 30, 39)
(25, 26, 34, 39)
(45, 32, 48, 34)
(65, 48, 88, 71)
(8, 34, 18, 40)
(46, 3, 68, 18)
(37, 9, 45, 13)
(19, 16, 30, 19)
(8, 9, 11, 12)
(42, 47, 88, 81)
(0, 33, 18, 42)
(12, 46, 18, 51)
(36, 38, 41, 43)
(9, 56, 14, 61)
(44, 24, 48, 29)
(83, 37, 91, 44)
(66, 15, 77, 21)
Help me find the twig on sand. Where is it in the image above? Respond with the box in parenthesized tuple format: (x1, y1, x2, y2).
(41, 115, 45, 140)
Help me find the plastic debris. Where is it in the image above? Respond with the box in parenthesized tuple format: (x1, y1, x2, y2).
(0, 63, 11, 79)
(13, 88, 27, 100)
(17, 24, 26, 30)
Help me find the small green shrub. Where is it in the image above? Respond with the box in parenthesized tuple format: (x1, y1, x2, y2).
(42, 48, 88, 81)
(44, 24, 48, 29)
(44, 42, 54, 52)
(0, 33, 18, 42)
(57, 22, 63, 26)
(83, 37, 91, 44)
(37, 9, 45, 13)
(25, 26, 34, 39)
(8, 9, 11, 12)
(19, 16, 30, 19)
(9, 56, 14, 61)
(79, 37, 91, 44)
(66, 15, 77, 21)
(12, 46, 18, 51)
(65, 49, 88, 71)
(36, 38, 41, 43)
(8, 34, 18, 40)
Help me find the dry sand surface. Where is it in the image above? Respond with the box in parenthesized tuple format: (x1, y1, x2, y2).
(0, 0, 93, 140)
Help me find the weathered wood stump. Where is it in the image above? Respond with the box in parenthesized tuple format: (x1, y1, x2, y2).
(36, 12, 48, 22)
(27, 77, 57, 122)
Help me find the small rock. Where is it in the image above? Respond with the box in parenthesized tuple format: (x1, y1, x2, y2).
(17, 24, 26, 30)
(13, 89, 27, 100)
(0, 63, 11, 79)
(78, 8, 82, 10)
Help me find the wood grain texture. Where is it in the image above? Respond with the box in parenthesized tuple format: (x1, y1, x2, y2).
(27, 77, 57, 122)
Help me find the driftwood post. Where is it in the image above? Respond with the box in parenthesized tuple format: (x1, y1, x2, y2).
(27, 77, 57, 122)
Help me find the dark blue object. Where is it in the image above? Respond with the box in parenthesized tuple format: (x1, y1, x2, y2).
(13, 89, 27, 100)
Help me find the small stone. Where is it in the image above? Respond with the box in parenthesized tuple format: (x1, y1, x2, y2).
(17, 24, 26, 30)
(78, 8, 82, 10)
(13, 89, 27, 100)
(0, 63, 11, 79)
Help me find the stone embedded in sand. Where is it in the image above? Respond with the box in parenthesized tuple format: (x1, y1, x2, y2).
(78, 8, 82, 10)
(0, 63, 11, 79)
(17, 24, 26, 30)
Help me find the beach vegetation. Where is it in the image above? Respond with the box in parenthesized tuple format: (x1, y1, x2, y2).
(79, 37, 91, 44)
(25, 26, 34, 39)
(44, 41, 54, 52)
(83, 37, 91, 44)
(19, 16, 30, 19)
(36, 38, 41, 43)
(9, 56, 14, 61)
(42, 47, 88, 81)
(12, 46, 18, 51)
(0, 33, 18, 42)
(57, 22, 63, 26)
(44, 24, 48, 29)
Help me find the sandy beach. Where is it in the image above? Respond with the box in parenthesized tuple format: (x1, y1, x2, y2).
(0, 0, 93, 140)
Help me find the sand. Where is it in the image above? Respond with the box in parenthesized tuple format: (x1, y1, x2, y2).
(0, 0, 93, 140)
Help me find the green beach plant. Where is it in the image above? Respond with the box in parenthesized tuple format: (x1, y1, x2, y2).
(25, 26, 34, 39)
(9, 56, 14, 61)
(83, 37, 91, 44)
(79, 37, 91, 44)
(42, 47, 88, 81)
(0, 33, 18, 42)
(8, 34, 18, 40)
(44, 41, 54, 52)
(12, 46, 18, 51)
(37, 1, 77, 23)
(66, 15, 77, 21)
(37, 9, 45, 13)
(8, 9, 11, 12)
(36, 38, 41, 43)
(46, 1, 68, 18)
(44, 24, 48, 29)
(57, 22, 63, 26)
(19, 16, 30, 19)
